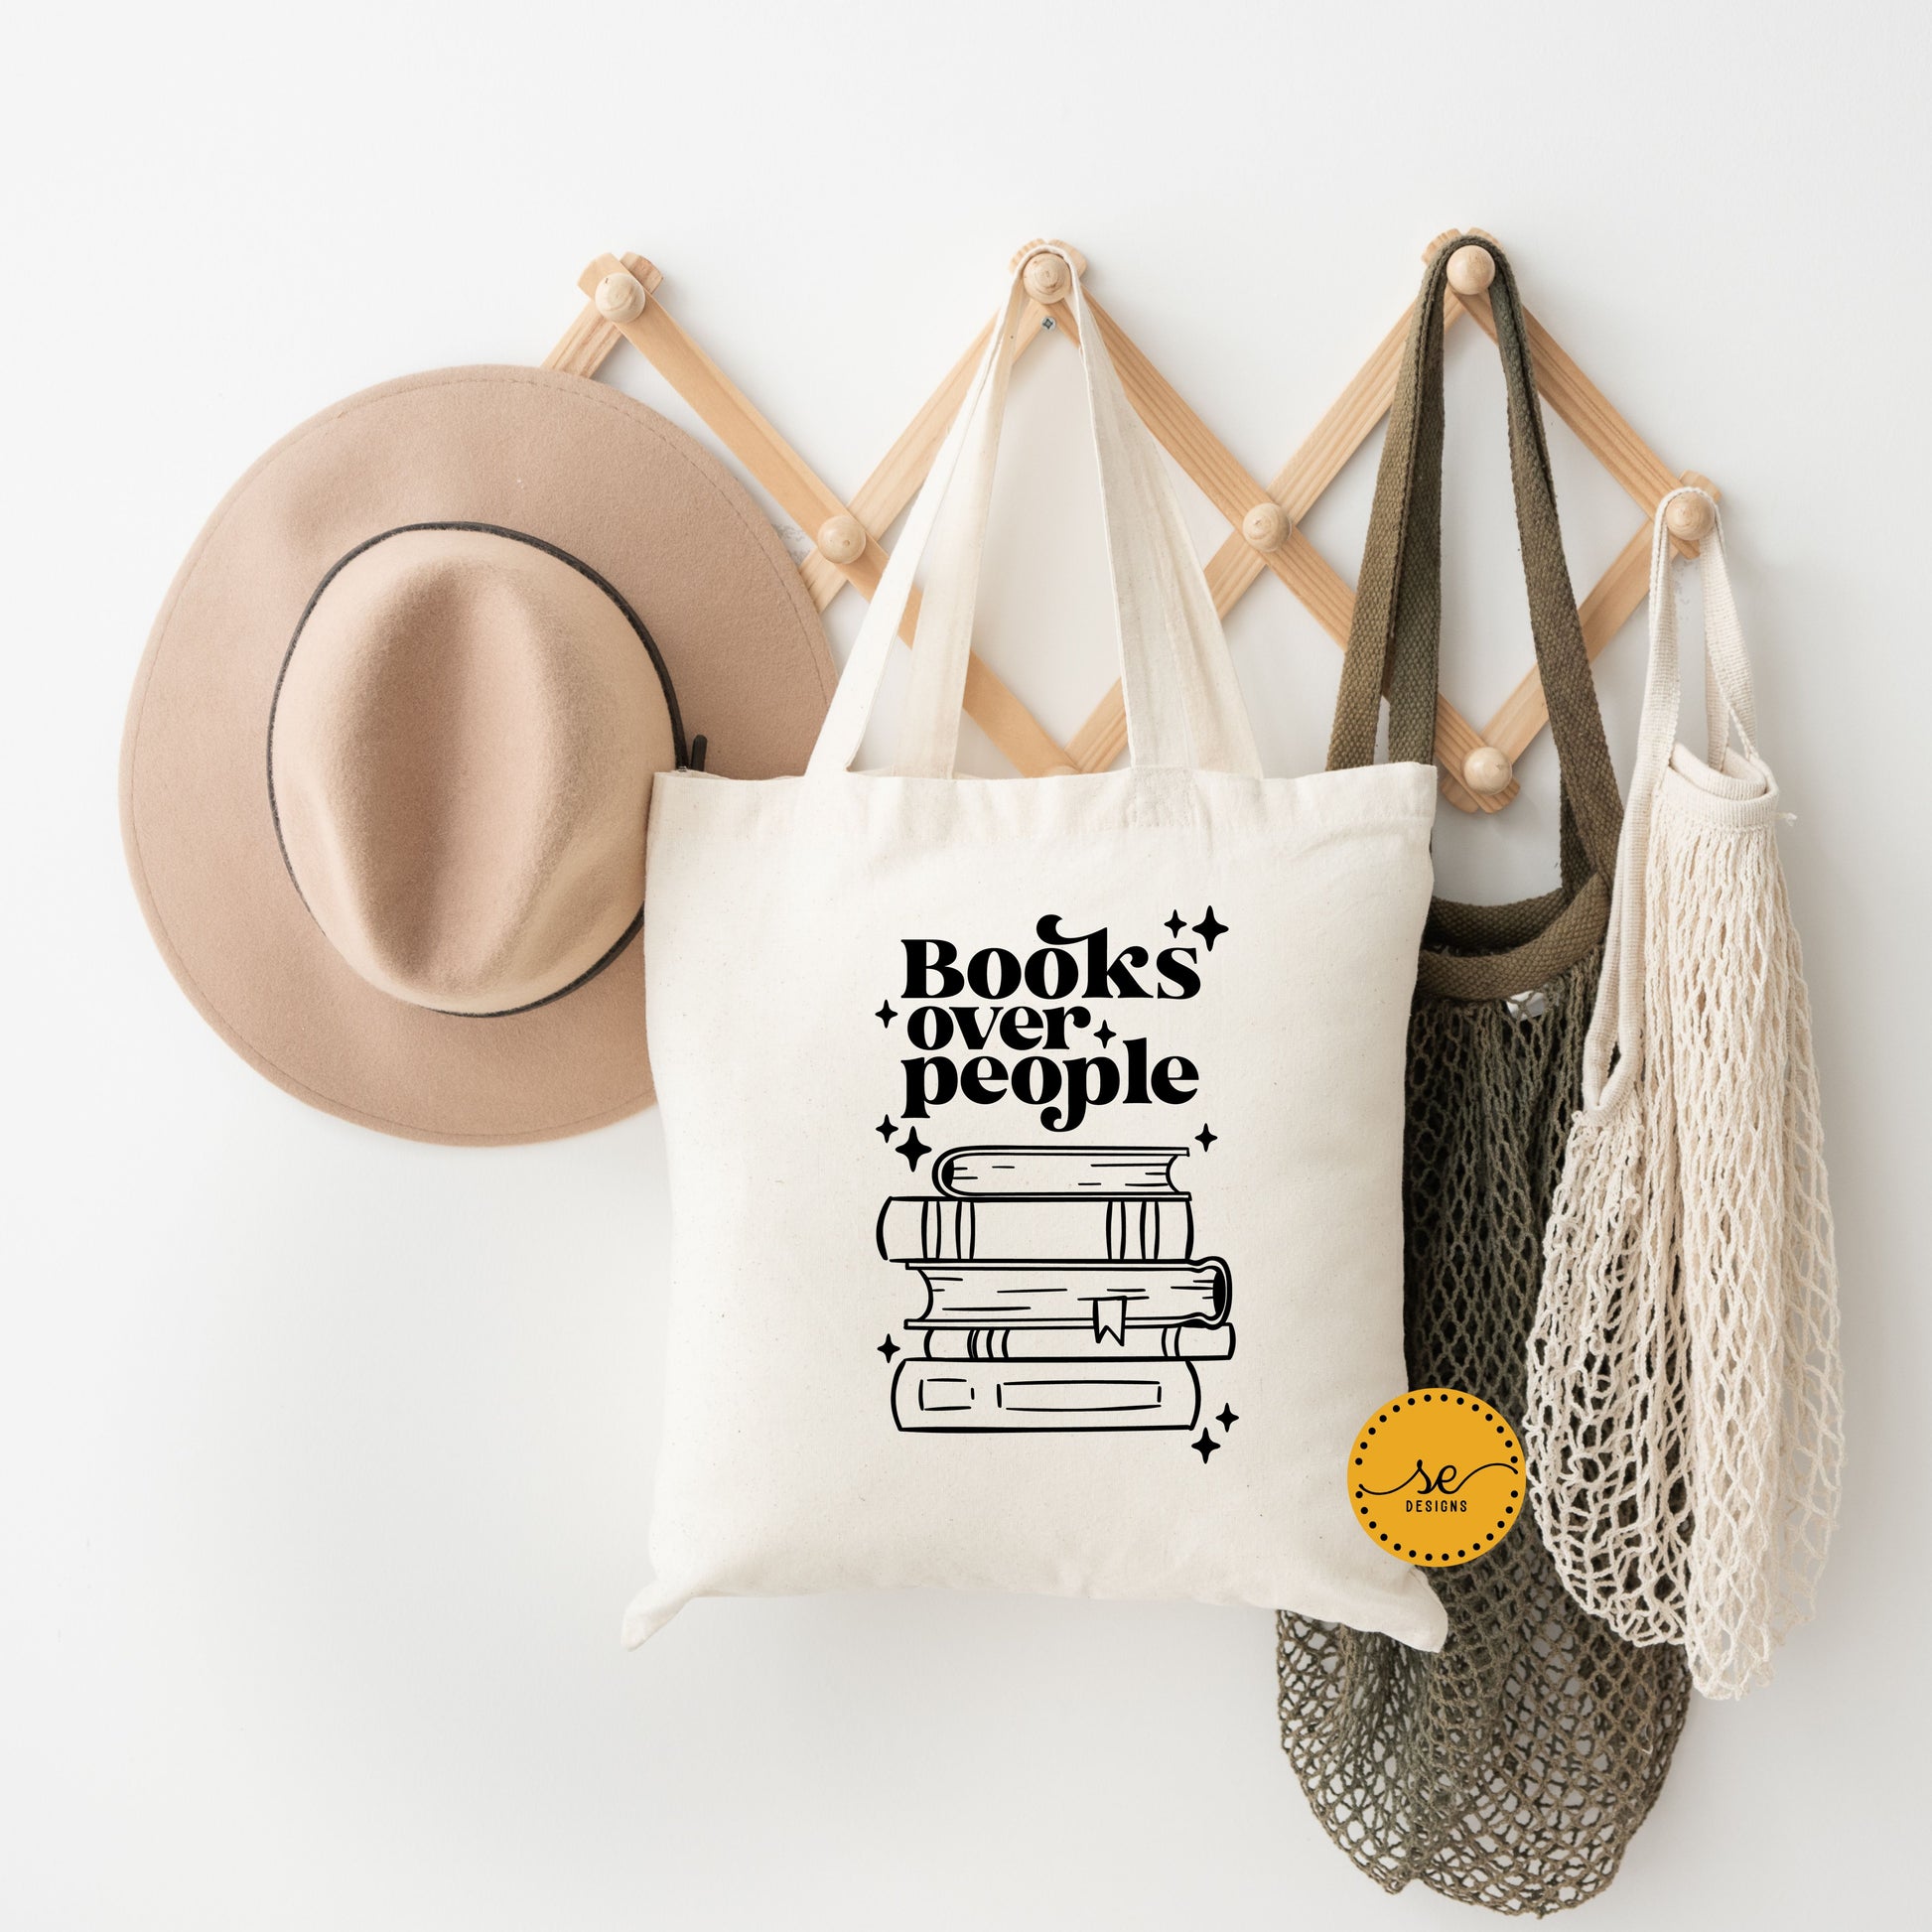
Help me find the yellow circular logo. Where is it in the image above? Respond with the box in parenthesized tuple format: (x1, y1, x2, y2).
(1347, 1388, 1525, 1568)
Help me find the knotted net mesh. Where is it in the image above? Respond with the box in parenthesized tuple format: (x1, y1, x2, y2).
(1277, 951, 1690, 1916)
(1529, 770, 1843, 1698)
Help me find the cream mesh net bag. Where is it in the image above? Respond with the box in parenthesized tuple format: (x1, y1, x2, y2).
(1527, 490, 1843, 1700)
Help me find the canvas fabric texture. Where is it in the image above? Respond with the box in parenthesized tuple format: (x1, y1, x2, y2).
(1275, 237, 1691, 1916)
(627, 248, 1448, 1649)
(1528, 494, 1843, 1700)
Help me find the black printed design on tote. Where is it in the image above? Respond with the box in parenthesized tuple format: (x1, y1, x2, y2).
(892, 912, 1219, 1134)
(872, 912, 1235, 1447)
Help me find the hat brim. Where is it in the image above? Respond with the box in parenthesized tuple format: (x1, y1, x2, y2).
(121, 366, 834, 1145)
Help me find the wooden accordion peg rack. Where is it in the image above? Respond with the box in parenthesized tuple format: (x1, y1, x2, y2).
(546, 232, 1715, 812)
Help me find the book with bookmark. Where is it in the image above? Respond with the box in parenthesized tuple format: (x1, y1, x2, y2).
(904, 1258, 1232, 1343)
(882, 1142, 1234, 1437)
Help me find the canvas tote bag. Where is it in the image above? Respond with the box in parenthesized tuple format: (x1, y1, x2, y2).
(1276, 237, 1690, 1915)
(626, 248, 1448, 1648)
(1529, 491, 1843, 1700)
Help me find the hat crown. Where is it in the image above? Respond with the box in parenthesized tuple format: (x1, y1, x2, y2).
(269, 526, 675, 1016)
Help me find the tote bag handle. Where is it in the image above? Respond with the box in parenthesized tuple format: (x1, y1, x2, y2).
(1328, 235, 1622, 887)
(807, 248, 1264, 780)
(1583, 488, 1760, 1106)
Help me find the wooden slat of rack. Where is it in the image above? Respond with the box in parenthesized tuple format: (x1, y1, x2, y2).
(578, 257, 862, 545)
(1062, 294, 1477, 777)
(1427, 235, 1718, 771)
(1061, 231, 1719, 798)
(800, 291, 1424, 631)
(573, 255, 1070, 776)
(1054, 295, 1360, 636)
(797, 307, 1053, 612)
(1053, 287, 1497, 812)
(543, 254, 663, 378)
(560, 236, 1710, 813)
(1129, 289, 1470, 626)
(1446, 284, 1684, 523)
(717, 237, 1500, 802)
(1479, 469, 1721, 761)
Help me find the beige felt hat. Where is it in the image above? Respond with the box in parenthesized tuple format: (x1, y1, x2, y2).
(122, 365, 835, 1145)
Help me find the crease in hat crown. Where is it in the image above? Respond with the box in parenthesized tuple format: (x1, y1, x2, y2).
(121, 359, 838, 1145)
(267, 524, 676, 1017)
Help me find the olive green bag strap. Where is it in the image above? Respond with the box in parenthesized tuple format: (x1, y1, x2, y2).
(1328, 235, 1621, 893)
(1325, 241, 1449, 773)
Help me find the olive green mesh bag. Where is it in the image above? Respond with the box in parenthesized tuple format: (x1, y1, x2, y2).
(1283, 237, 1691, 1917)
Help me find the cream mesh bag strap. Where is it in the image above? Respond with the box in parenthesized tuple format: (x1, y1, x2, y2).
(1528, 490, 1844, 1699)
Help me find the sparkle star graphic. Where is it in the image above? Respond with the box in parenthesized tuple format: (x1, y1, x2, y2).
(1164, 909, 1186, 937)
(875, 1115, 897, 1142)
(878, 1334, 900, 1362)
(875, 1000, 897, 1028)
(1216, 1404, 1239, 1432)
(1095, 1020, 1117, 1048)
(1195, 1123, 1217, 1152)
(1191, 1430, 1220, 1464)
(1191, 906, 1227, 950)
(896, 1127, 930, 1171)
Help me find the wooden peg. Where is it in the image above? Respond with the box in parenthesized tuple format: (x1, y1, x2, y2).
(815, 513, 868, 566)
(1009, 238, 1088, 276)
(1664, 490, 1717, 542)
(1447, 244, 1496, 297)
(1462, 745, 1514, 796)
(1242, 502, 1290, 552)
(1021, 251, 1075, 306)
(594, 270, 648, 323)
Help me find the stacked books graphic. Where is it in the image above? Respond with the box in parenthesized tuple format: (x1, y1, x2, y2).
(879, 1145, 1235, 1433)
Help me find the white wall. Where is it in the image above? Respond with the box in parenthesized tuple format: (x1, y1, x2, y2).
(5, 3, 1927, 1925)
